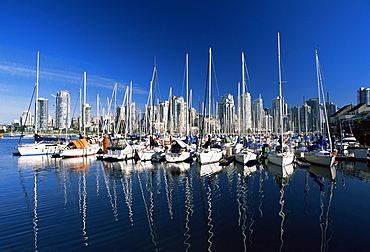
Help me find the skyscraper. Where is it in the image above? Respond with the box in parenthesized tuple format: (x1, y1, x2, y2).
(37, 98, 48, 131)
(357, 87, 370, 106)
(218, 94, 235, 134)
(252, 95, 264, 133)
(55, 90, 70, 130)
(20, 110, 32, 127)
(238, 92, 252, 133)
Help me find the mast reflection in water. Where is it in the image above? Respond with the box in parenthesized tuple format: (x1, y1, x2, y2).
(2, 138, 370, 251)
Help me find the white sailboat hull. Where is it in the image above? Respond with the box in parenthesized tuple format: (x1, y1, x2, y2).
(16, 143, 65, 156)
(165, 151, 191, 163)
(103, 147, 136, 161)
(59, 144, 100, 158)
(235, 150, 257, 165)
(197, 148, 223, 164)
(304, 151, 335, 167)
(267, 152, 295, 166)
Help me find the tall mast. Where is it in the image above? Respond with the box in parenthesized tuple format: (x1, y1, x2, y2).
(237, 81, 240, 134)
(241, 52, 245, 134)
(35, 51, 40, 134)
(315, 47, 333, 150)
(96, 94, 99, 136)
(208, 47, 212, 135)
(277, 32, 284, 141)
(79, 89, 82, 133)
(83, 71, 87, 136)
(185, 53, 189, 136)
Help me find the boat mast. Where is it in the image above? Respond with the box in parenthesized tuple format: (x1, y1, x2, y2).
(315, 47, 333, 150)
(96, 94, 99, 136)
(237, 81, 240, 134)
(83, 71, 87, 137)
(186, 53, 189, 136)
(241, 51, 245, 135)
(277, 32, 284, 143)
(35, 51, 40, 135)
(208, 47, 212, 135)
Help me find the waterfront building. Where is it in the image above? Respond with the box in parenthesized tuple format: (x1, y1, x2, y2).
(158, 101, 169, 134)
(238, 92, 252, 133)
(189, 107, 197, 133)
(262, 109, 273, 133)
(37, 98, 48, 131)
(252, 95, 264, 133)
(20, 110, 32, 127)
(218, 94, 236, 134)
(82, 103, 92, 130)
(306, 98, 320, 133)
(115, 105, 125, 133)
(326, 101, 337, 117)
(357, 87, 370, 106)
(272, 96, 287, 133)
(55, 90, 70, 130)
(170, 96, 187, 134)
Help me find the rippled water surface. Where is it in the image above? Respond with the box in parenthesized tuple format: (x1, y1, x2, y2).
(1, 137, 370, 251)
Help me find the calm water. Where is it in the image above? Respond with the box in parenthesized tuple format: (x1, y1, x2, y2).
(1, 137, 370, 251)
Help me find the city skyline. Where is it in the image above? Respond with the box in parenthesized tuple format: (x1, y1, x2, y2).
(0, 1, 369, 124)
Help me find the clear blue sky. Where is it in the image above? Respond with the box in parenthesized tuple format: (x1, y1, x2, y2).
(0, 0, 369, 124)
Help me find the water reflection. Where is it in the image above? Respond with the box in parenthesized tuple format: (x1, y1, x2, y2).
(197, 162, 223, 251)
(306, 165, 336, 252)
(17, 156, 56, 252)
(266, 163, 295, 252)
(338, 161, 370, 182)
(235, 162, 258, 251)
(197, 162, 222, 177)
(9, 145, 370, 252)
(183, 170, 194, 251)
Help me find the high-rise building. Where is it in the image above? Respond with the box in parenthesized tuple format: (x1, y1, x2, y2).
(272, 96, 286, 133)
(20, 110, 32, 127)
(326, 102, 337, 117)
(158, 101, 169, 134)
(37, 98, 48, 131)
(238, 92, 252, 133)
(306, 98, 320, 132)
(218, 94, 235, 134)
(252, 95, 264, 133)
(170, 96, 187, 134)
(82, 103, 92, 130)
(55, 90, 70, 130)
(357, 87, 370, 106)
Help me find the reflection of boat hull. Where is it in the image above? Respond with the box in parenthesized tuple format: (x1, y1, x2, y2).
(308, 165, 336, 180)
(198, 163, 222, 176)
(266, 162, 294, 179)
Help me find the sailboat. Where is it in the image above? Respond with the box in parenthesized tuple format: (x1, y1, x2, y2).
(58, 72, 100, 158)
(196, 48, 223, 164)
(304, 48, 336, 167)
(14, 52, 67, 156)
(267, 32, 295, 166)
